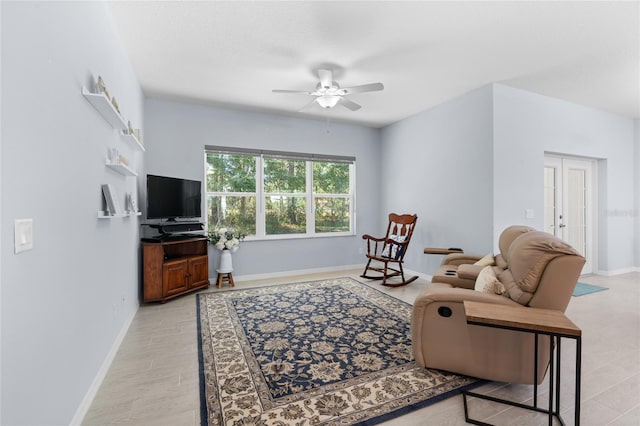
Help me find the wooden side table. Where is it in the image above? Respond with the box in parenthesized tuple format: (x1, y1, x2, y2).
(462, 301, 582, 426)
(216, 271, 234, 288)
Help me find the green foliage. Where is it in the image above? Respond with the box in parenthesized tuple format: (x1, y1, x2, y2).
(313, 162, 349, 194)
(207, 195, 256, 235)
(315, 197, 350, 232)
(264, 157, 306, 193)
(206, 153, 256, 192)
(206, 154, 352, 236)
(266, 196, 306, 234)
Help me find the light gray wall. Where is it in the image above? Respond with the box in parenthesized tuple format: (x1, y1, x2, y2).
(1, 2, 143, 425)
(635, 120, 640, 269)
(144, 99, 381, 276)
(380, 85, 495, 275)
(379, 83, 638, 275)
(493, 84, 637, 273)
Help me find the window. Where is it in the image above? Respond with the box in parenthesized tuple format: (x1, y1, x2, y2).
(205, 146, 355, 239)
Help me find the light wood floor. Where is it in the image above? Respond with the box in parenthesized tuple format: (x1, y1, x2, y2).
(83, 271, 640, 426)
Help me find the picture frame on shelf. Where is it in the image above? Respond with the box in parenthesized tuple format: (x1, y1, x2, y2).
(95, 75, 111, 100)
(102, 184, 120, 215)
(125, 192, 138, 214)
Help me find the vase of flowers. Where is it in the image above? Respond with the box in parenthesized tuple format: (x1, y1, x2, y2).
(208, 227, 246, 273)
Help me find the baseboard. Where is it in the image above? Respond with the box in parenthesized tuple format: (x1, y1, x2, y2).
(594, 267, 640, 276)
(212, 264, 363, 283)
(69, 303, 139, 425)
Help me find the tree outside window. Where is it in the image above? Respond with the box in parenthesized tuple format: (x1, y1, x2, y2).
(205, 149, 354, 239)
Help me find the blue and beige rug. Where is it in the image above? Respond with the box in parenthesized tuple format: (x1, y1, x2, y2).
(573, 282, 608, 297)
(197, 277, 478, 425)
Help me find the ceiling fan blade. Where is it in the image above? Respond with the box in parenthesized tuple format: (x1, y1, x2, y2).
(318, 69, 333, 89)
(339, 98, 361, 111)
(272, 89, 313, 94)
(339, 82, 384, 95)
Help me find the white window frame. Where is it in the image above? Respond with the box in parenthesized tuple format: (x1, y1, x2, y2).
(205, 146, 355, 240)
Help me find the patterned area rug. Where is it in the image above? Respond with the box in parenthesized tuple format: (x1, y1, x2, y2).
(197, 277, 478, 425)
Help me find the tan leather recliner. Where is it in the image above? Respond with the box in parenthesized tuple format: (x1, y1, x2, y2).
(412, 229, 585, 384)
(431, 226, 536, 289)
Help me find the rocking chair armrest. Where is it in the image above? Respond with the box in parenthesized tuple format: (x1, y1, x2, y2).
(386, 237, 408, 246)
(362, 234, 386, 242)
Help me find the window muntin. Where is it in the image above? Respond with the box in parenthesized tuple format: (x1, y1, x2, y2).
(205, 148, 354, 239)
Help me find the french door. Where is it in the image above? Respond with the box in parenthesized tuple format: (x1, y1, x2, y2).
(544, 156, 596, 275)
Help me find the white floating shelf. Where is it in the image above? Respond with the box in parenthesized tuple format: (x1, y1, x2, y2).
(120, 131, 145, 152)
(98, 211, 142, 219)
(82, 86, 127, 129)
(105, 160, 138, 177)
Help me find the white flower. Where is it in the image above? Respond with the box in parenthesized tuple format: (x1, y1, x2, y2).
(209, 227, 245, 251)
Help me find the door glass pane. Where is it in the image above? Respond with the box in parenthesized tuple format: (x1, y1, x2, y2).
(567, 168, 586, 255)
(543, 167, 557, 235)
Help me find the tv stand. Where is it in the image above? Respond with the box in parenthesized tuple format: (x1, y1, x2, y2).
(142, 236, 209, 303)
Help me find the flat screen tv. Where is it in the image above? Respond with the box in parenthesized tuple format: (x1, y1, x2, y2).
(146, 174, 202, 221)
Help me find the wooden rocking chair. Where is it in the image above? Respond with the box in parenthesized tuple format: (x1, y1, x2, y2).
(361, 213, 418, 287)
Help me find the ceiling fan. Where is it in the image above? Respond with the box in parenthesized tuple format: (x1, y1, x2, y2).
(272, 69, 384, 111)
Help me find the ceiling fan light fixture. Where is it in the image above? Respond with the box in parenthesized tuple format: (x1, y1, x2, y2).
(317, 95, 342, 108)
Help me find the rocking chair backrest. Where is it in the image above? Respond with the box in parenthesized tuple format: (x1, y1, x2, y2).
(384, 213, 417, 260)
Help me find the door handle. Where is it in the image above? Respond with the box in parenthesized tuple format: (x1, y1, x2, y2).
(559, 224, 566, 228)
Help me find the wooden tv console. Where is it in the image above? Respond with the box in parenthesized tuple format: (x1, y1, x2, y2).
(142, 236, 209, 303)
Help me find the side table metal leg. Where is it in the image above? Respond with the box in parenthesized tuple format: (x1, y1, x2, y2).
(548, 335, 554, 426)
(576, 336, 582, 426)
(534, 333, 539, 408)
(556, 337, 562, 417)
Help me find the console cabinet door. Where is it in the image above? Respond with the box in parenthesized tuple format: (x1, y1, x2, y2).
(189, 255, 209, 289)
(163, 259, 189, 297)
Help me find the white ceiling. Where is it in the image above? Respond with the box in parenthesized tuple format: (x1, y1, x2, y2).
(108, 1, 640, 128)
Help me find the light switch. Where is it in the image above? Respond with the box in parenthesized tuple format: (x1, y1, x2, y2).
(14, 219, 33, 254)
(525, 209, 535, 219)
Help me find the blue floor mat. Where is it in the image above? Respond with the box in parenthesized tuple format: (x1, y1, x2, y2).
(573, 282, 608, 297)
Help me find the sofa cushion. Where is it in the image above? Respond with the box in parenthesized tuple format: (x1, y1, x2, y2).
(498, 231, 582, 305)
(495, 254, 508, 269)
(474, 253, 495, 267)
(457, 264, 484, 280)
(474, 266, 506, 295)
(498, 225, 536, 264)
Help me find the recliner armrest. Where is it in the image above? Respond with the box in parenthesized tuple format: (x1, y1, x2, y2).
(456, 264, 485, 280)
(440, 253, 483, 266)
(413, 285, 519, 310)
